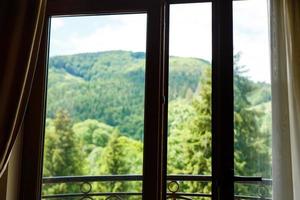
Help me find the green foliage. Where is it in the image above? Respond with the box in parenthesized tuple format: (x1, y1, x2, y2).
(98, 132, 142, 175)
(233, 55, 272, 178)
(168, 69, 212, 195)
(93, 132, 143, 194)
(46, 51, 209, 140)
(233, 54, 272, 196)
(43, 51, 272, 198)
(43, 110, 86, 195)
(73, 119, 114, 153)
(43, 110, 86, 177)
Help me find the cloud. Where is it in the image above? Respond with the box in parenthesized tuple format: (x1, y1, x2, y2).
(169, 3, 212, 60)
(49, 0, 270, 82)
(51, 18, 65, 31)
(69, 16, 147, 53)
(49, 14, 146, 56)
(233, 0, 270, 82)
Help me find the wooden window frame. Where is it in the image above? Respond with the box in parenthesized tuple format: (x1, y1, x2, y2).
(19, 0, 234, 200)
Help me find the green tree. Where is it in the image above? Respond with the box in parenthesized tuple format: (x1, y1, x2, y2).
(42, 51, 272, 198)
(233, 54, 272, 196)
(234, 53, 271, 178)
(73, 119, 113, 153)
(95, 131, 143, 195)
(167, 69, 212, 196)
(184, 69, 212, 194)
(43, 110, 86, 195)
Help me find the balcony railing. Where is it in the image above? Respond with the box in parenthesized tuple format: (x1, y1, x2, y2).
(42, 175, 272, 200)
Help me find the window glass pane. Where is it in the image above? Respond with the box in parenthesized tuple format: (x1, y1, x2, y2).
(233, 0, 272, 198)
(42, 14, 146, 199)
(167, 3, 212, 199)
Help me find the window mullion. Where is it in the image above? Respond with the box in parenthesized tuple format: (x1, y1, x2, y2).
(143, 1, 166, 200)
(162, 2, 170, 200)
(212, 0, 234, 199)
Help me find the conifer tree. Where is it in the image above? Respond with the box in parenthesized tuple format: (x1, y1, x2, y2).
(185, 69, 212, 194)
(43, 110, 85, 194)
(98, 132, 131, 192)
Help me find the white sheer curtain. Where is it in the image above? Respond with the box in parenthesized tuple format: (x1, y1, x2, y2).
(270, 0, 300, 199)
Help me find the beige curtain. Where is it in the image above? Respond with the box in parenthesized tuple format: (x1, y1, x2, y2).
(270, 0, 300, 199)
(0, 0, 46, 176)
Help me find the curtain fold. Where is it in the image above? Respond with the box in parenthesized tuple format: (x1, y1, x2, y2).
(270, 0, 300, 199)
(0, 0, 46, 176)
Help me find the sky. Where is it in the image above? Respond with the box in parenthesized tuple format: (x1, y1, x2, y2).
(49, 0, 270, 83)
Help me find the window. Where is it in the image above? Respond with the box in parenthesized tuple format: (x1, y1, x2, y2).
(43, 14, 146, 198)
(24, 0, 272, 200)
(167, 3, 212, 198)
(233, 0, 272, 198)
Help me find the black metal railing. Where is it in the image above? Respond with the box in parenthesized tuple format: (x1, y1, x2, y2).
(42, 175, 272, 200)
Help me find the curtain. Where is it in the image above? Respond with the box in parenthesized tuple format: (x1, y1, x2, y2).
(270, 0, 300, 199)
(0, 0, 46, 177)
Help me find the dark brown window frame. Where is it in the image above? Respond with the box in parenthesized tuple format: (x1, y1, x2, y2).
(20, 0, 234, 200)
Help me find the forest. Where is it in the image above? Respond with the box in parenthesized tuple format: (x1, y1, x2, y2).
(42, 50, 272, 199)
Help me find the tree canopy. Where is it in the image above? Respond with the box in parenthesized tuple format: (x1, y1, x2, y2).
(43, 51, 272, 198)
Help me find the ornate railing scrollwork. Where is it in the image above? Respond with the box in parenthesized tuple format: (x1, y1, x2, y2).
(167, 181, 192, 200)
(42, 175, 272, 200)
(80, 182, 93, 200)
(258, 182, 271, 200)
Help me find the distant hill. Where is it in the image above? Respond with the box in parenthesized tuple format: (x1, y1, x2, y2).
(46, 50, 271, 139)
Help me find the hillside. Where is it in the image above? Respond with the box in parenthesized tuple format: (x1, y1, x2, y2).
(43, 51, 273, 197)
(46, 50, 271, 140)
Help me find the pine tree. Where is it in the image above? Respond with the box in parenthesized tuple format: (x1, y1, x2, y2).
(233, 54, 272, 196)
(98, 132, 132, 192)
(233, 53, 271, 178)
(43, 110, 86, 195)
(185, 69, 212, 194)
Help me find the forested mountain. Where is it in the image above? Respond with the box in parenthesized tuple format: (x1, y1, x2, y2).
(46, 51, 270, 138)
(46, 51, 211, 139)
(43, 51, 272, 197)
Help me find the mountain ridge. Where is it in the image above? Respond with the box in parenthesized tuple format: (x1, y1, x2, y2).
(46, 50, 271, 140)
